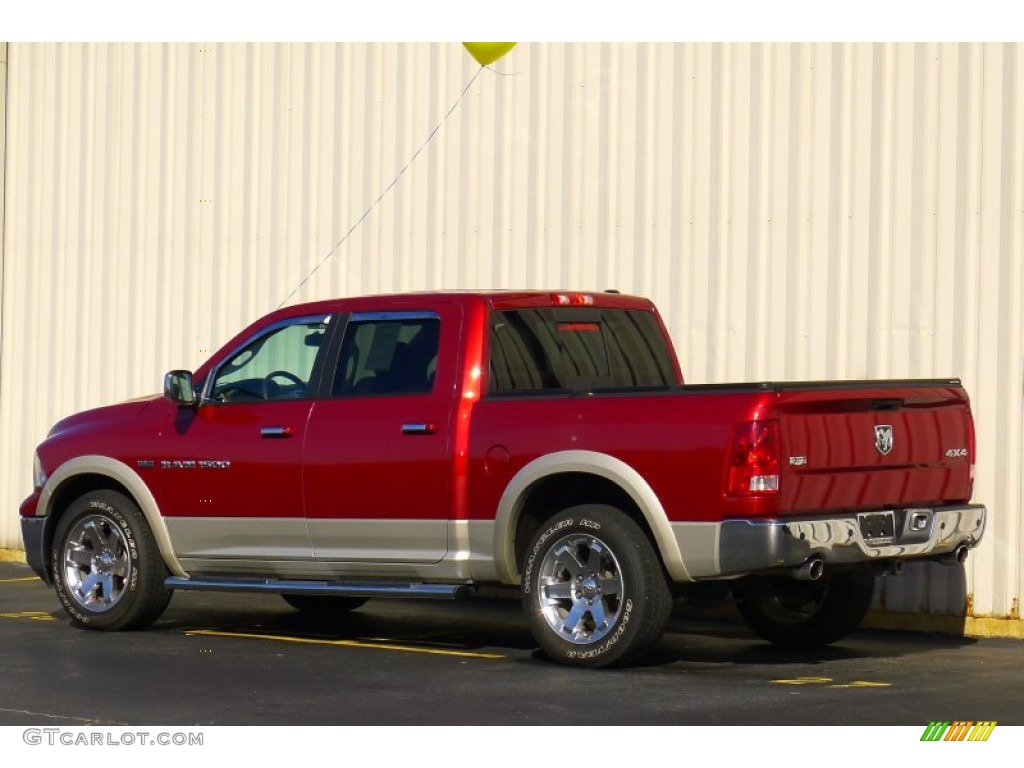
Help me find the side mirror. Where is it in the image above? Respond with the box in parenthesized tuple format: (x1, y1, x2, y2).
(164, 370, 197, 406)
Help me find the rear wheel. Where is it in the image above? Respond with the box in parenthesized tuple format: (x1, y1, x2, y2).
(735, 570, 876, 647)
(281, 594, 368, 614)
(52, 490, 171, 630)
(521, 505, 672, 668)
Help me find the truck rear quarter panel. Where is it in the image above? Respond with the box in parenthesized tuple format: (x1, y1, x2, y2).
(467, 390, 773, 526)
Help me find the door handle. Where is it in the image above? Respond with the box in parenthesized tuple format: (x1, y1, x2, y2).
(261, 425, 296, 438)
(401, 422, 438, 435)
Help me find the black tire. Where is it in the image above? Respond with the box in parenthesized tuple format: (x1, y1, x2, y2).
(281, 594, 368, 614)
(735, 570, 876, 647)
(521, 504, 672, 668)
(51, 489, 172, 630)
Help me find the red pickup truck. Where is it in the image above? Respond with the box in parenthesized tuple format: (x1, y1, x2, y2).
(20, 291, 987, 667)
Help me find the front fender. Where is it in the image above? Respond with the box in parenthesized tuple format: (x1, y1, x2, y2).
(35, 455, 188, 578)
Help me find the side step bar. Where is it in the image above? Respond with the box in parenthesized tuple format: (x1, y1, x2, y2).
(165, 576, 475, 601)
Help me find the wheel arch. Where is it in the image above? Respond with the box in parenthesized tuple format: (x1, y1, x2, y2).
(38, 456, 188, 578)
(492, 450, 691, 584)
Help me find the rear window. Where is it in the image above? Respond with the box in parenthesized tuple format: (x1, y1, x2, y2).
(488, 308, 676, 394)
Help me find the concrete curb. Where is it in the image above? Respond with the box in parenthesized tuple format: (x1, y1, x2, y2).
(863, 609, 1024, 641)
(0, 549, 27, 563)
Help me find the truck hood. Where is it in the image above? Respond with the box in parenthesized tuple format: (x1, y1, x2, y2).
(47, 394, 162, 440)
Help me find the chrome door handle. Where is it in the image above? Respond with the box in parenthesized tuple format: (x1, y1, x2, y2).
(261, 425, 296, 438)
(401, 423, 438, 435)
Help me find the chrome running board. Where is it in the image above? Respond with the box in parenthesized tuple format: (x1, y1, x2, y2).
(165, 576, 475, 600)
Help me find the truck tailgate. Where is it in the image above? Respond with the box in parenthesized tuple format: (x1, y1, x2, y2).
(775, 381, 974, 513)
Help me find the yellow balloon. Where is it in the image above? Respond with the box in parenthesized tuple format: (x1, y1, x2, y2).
(462, 42, 517, 66)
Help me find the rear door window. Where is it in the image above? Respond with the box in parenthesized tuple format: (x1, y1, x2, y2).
(332, 313, 441, 397)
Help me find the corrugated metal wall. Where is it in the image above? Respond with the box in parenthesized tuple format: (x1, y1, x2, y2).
(2, 42, 1021, 621)
(1, 43, 7, 427)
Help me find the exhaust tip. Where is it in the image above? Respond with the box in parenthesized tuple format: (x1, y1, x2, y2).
(939, 543, 970, 566)
(807, 557, 825, 581)
(792, 556, 825, 581)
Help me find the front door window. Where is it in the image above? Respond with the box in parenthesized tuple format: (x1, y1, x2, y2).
(209, 317, 330, 403)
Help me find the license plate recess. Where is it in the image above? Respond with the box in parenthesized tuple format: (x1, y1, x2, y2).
(858, 511, 896, 543)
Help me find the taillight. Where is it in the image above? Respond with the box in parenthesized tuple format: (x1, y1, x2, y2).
(967, 414, 977, 498)
(726, 420, 781, 497)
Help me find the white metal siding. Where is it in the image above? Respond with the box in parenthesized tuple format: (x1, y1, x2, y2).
(1, 42, 7, 433)
(2, 43, 1021, 621)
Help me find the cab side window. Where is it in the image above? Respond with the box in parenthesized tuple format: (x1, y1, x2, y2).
(333, 315, 440, 397)
(209, 318, 329, 403)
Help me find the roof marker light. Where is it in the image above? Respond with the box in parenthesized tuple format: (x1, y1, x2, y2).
(551, 293, 595, 307)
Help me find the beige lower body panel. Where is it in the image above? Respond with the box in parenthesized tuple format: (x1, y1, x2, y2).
(169, 517, 499, 583)
(308, 518, 447, 563)
(671, 522, 722, 580)
(165, 517, 313, 561)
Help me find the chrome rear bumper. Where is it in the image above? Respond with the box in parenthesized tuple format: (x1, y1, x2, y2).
(716, 504, 986, 578)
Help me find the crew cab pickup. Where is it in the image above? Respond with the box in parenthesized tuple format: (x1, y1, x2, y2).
(20, 291, 987, 667)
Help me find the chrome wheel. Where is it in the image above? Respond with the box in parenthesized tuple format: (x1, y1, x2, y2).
(523, 506, 672, 667)
(52, 490, 172, 630)
(535, 532, 624, 645)
(61, 513, 131, 613)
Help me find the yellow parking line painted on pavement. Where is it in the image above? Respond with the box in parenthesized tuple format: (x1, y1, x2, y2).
(186, 629, 505, 659)
(0, 611, 56, 621)
(772, 676, 834, 685)
(772, 676, 892, 689)
(0, 577, 41, 583)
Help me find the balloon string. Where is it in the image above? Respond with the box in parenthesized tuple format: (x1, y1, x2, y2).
(277, 64, 486, 309)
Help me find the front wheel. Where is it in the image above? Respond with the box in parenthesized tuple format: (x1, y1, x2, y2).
(51, 490, 172, 630)
(521, 505, 672, 668)
(735, 570, 876, 647)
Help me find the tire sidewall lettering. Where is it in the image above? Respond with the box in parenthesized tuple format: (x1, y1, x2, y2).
(522, 518, 574, 595)
(565, 598, 632, 661)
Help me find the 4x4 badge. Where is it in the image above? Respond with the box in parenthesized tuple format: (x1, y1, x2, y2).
(874, 425, 894, 456)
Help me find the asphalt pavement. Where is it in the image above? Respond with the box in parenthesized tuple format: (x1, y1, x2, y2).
(1, 560, 1021, 726)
